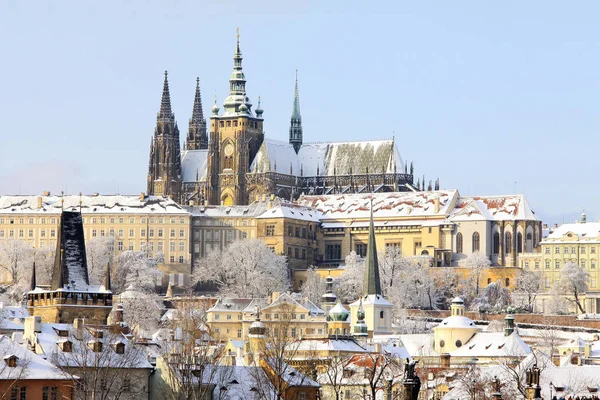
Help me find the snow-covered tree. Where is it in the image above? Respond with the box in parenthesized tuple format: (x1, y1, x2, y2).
(515, 270, 541, 312)
(557, 262, 589, 314)
(470, 280, 510, 313)
(114, 243, 163, 293)
(86, 236, 114, 285)
(193, 239, 289, 298)
(460, 251, 491, 302)
(119, 289, 163, 336)
(0, 240, 34, 302)
(334, 251, 364, 302)
(299, 268, 327, 307)
(33, 247, 55, 287)
(546, 283, 570, 315)
(380, 246, 410, 289)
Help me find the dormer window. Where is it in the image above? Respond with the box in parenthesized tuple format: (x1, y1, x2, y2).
(56, 329, 69, 337)
(59, 339, 73, 353)
(88, 341, 103, 353)
(112, 342, 125, 355)
(4, 355, 18, 368)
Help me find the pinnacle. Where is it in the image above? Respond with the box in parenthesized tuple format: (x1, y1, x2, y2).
(191, 77, 204, 124)
(364, 201, 382, 296)
(159, 70, 172, 119)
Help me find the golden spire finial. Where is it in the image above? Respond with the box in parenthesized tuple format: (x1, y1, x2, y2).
(236, 27, 240, 40)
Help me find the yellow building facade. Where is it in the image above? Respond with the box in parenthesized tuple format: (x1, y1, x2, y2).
(520, 218, 600, 313)
(0, 194, 190, 284)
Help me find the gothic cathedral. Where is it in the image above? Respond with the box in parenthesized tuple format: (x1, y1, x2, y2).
(147, 31, 420, 206)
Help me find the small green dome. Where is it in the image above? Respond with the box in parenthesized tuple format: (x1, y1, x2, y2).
(328, 301, 349, 322)
(239, 102, 248, 113)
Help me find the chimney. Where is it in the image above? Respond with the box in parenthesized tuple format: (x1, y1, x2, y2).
(189, 200, 195, 206)
(42, 191, 51, 196)
(140, 193, 146, 202)
(73, 318, 85, 330)
(440, 353, 451, 368)
(585, 342, 592, 358)
(36, 197, 43, 209)
(433, 195, 440, 214)
(24, 316, 42, 335)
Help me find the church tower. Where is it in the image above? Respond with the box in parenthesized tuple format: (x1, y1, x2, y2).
(350, 203, 393, 335)
(207, 29, 264, 206)
(289, 70, 303, 153)
(147, 71, 183, 200)
(186, 77, 208, 150)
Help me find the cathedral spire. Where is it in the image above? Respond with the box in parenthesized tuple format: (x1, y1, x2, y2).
(186, 77, 208, 150)
(223, 28, 252, 115)
(289, 70, 303, 154)
(364, 200, 382, 296)
(159, 70, 172, 120)
(30, 259, 37, 291)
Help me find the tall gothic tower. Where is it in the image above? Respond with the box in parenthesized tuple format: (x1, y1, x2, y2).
(147, 71, 183, 200)
(207, 29, 264, 206)
(289, 70, 303, 153)
(186, 77, 208, 150)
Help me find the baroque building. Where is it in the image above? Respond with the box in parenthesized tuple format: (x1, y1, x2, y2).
(147, 31, 418, 206)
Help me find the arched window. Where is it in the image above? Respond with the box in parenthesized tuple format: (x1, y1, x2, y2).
(487, 278, 492, 285)
(505, 278, 510, 287)
(493, 232, 500, 254)
(472, 232, 480, 252)
(456, 233, 463, 254)
(379, 311, 384, 319)
(505, 232, 512, 254)
(517, 232, 523, 253)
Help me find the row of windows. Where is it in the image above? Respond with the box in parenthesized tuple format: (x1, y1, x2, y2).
(286, 224, 314, 239)
(544, 276, 597, 289)
(217, 120, 259, 129)
(492, 232, 528, 254)
(195, 219, 252, 227)
(525, 259, 599, 270)
(0, 229, 56, 238)
(455, 232, 480, 253)
(287, 246, 308, 260)
(0, 216, 187, 225)
(90, 228, 186, 238)
(546, 246, 598, 255)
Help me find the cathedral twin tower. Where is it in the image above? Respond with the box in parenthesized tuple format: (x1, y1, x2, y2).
(147, 31, 414, 206)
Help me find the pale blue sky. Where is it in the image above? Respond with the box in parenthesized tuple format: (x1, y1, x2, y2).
(0, 1, 598, 224)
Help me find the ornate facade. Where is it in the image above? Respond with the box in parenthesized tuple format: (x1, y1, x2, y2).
(147, 31, 419, 205)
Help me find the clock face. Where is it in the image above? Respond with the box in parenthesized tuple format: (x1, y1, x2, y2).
(224, 144, 234, 156)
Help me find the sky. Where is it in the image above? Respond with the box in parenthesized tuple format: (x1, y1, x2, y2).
(0, 1, 598, 225)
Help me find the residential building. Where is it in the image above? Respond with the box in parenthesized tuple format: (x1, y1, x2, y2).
(0, 334, 75, 400)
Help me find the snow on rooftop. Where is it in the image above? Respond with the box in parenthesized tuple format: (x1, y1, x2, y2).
(0, 195, 188, 215)
(256, 202, 321, 222)
(298, 190, 457, 221)
(451, 194, 539, 221)
(181, 149, 208, 183)
(545, 222, 600, 240)
(0, 335, 76, 380)
(250, 138, 404, 177)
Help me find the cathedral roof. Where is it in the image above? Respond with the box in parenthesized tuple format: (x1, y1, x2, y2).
(249, 138, 404, 177)
(181, 149, 208, 183)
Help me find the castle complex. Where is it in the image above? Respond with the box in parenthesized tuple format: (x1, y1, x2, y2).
(147, 31, 420, 206)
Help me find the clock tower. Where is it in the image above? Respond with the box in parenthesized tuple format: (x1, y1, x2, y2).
(207, 29, 264, 206)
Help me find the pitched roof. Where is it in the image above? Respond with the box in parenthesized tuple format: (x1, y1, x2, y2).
(181, 149, 208, 183)
(545, 222, 600, 240)
(451, 194, 539, 221)
(51, 211, 90, 291)
(250, 138, 404, 177)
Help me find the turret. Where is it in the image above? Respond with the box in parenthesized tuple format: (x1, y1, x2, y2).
(289, 70, 303, 153)
(247, 305, 266, 365)
(222, 28, 253, 115)
(352, 298, 368, 341)
(504, 306, 515, 336)
(321, 276, 337, 315)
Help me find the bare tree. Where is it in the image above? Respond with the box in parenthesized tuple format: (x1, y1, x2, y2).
(465, 251, 491, 298)
(119, 290, 163, 337)
(57, 326, 152, 400)
(470, 280, 510, 313)
(335, 252, 364, 303)
(0, 240, 33, 301)
(193, 239, 289, 298)
(317, 355, 353, 400)
(557, 262, 589, 314)
(33, 247, 55, 287)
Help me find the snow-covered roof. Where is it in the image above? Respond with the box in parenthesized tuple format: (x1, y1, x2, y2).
(250, 138, 404, 177)
(450, 194, 539, 222)
(185, 200, 270, 218)
(0, 335, 76, 380)
(435, 315, 480, 330)
(298, 190, 458, 221)
(208, 298, 254, 313)
(32, 323, 152, 369)
(450, 332, 531, 359)
(545, 222, 600, 241)
(256, 202, 321, 222)
(0, 195, 188, 215)
(181, 149, 208, 183)
(350, 294, 393, 308)
(199, 364, 277, 399)
(287, 338, 368, 353)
